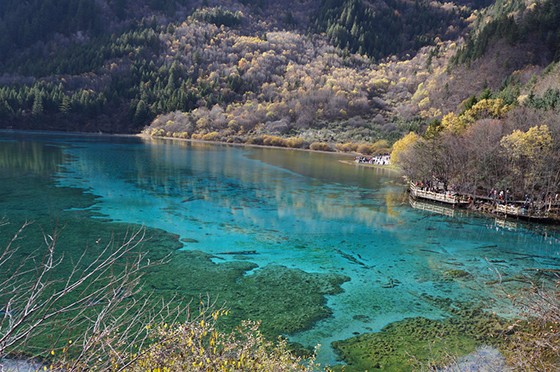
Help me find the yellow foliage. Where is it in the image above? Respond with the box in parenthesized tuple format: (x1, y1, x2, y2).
(411, 82, 428, 102)
(149, 128, 165, 137)
(171, 132, 190, 139)
(441, 112, 467, 133)
(201, 132, 220, 141)
(391, 132, 420, 165)
(309, 142, 333, 151)
(371, 78, 390, 90)
(371, 139, 390, 155)
(352, 140, 390, 155)
(262, 135, 288, 147)
(335, 142, 359, 152)
(125, 311, 316, 372)
(500, 125, 553, 160)
(417, 96, 430, 109)
(286, 137, 305, 148)
(517, 94, 529, 105)
(356, 143, 374, 155)
(440, 99, 512, 135)
(419, 107, 442, 119)
(196, 117, 210, 131)
(462, 98, 511, 122)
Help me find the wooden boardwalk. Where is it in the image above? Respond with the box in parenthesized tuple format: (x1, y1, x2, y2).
(407, 181, 560, 224)
(409, 183, 470, 206)
(493, 203, 560, 222)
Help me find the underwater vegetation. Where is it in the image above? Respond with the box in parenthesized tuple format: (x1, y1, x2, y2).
(331, 297, 510, 371)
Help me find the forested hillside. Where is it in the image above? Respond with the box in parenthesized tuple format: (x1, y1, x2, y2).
(0, 0, 559, 156)
(314, 0, 486, 59)
(0, 0, 473, 140)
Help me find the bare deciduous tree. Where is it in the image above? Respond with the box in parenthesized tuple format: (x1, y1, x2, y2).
(0, 220, 184, 370)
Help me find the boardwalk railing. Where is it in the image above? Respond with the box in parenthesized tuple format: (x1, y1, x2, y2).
(409, 184, 466, 205)
(495, 203, 560, 220)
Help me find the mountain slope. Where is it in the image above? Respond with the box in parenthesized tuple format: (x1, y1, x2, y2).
(314, 0, 478, 60)
(0, 0, 559, 151)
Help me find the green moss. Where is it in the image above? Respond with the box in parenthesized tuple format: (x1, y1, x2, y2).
(332, 318, 479, 371)
(331, 299, 510, 371)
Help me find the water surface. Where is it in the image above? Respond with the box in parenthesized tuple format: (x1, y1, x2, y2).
(1, 130, 559, 365)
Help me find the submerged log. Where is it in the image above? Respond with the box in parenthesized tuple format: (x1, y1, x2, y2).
(217, 250, 258, 255)
(525, 268, 560, 273)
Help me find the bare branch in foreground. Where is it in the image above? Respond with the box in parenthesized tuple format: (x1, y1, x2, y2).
(0, 222, 183, 369)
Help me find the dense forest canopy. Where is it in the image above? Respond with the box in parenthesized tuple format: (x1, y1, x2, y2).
(314, 0, 470, 59)
(0, 0, 102, 58)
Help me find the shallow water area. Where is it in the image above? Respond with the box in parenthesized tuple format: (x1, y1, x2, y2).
(1, 130, 560, 366)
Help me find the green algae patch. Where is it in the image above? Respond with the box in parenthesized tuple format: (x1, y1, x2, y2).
(331, 300, 510, 371)
(236, 266, 349, 335)
(145, 256, 349, 336)
(332, 317, 478, 371)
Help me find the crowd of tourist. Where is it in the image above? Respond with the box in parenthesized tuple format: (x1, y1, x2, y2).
(487, 188, 559, 206)
(354, 154, 391, 165)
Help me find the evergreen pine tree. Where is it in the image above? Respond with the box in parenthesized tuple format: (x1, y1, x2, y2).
(32, 94, 44, 117)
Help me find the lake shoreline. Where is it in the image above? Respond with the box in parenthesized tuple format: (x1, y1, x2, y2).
(1, 129, 402, 173)
(337, 159, 400, 173)
(139, 133, 349, 156)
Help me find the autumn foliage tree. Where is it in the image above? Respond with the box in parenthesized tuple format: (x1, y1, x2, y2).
(394, 111, 560, 199)
(500, 125, 555, 195)
(390, 132, 420, 165)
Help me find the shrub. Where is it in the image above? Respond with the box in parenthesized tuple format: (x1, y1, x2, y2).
(149, 128, 165, 137)
(262, 135, 288, 147)
(335, 142, 360, 152)
(172, 132, 190, 139)
(286, 137, 306, 148)
(370, 139, 390, 155)
(309, 142, 333, 152)
(356, 143, 374, 155)
(202, 131, 221, 141)
(491, 277, 560, 370)
(246, 136, 264, 145)
(126, 308, 317, 371)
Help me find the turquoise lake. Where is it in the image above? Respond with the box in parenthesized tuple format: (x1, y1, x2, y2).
(1, 130, 560, 366)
